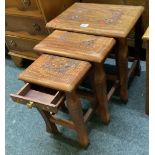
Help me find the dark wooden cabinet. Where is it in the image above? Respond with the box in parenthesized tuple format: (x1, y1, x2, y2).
(5, 0, 79, 67)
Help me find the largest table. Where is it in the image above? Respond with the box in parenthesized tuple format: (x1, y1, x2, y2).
(47, 2, 144, 101)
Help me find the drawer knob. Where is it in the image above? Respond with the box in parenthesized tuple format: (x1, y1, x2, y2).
(27, 101, 34, 109)
(9, 40, 16, 48)
(22, 0, 31, 8)
(32, 23, 41, 33)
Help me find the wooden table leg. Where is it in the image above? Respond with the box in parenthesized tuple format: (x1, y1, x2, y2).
(145, 41, 149, 115)
(92, 62, 110, 124)
(37, 108, 59, 134)
(135, 16, 144, 76)
(116, 38, 128, 102)
(66, 91, 89, 146)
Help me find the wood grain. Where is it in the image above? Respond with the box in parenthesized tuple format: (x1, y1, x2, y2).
(18, 54, 91, 92)
(6, 33, 41, 58)
(5, 7, 41, 18)
(34, 30, 113, 123)
(81, 0, 149, 37)
(6, 14, 48, 36)
(37, 108, 60, 134)
(47, 2, 144, 38)
(6, 0, 39, 11)
(10, 83, 65, 113)
(116, 38, 128, 102)
(38, 0, 79, 23)
(6, 0, 79, 65)
(66, 90, 89, 146)
(34, 30, 115, 63)
(92, 62, 110, 124)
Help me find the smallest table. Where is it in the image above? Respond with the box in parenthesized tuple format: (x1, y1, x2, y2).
(142, 27, 149, 115)
(11, 54, 92, 146)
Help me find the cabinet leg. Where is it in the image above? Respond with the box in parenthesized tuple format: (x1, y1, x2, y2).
(10, 55, 23, 67)
(92, 62, 110, 124)
(67, 91, 89, 146)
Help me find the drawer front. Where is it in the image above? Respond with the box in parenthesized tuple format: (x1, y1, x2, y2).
(6, 15, 48, 35)
(11, 94, 65, 113)
(10, 83, 65, 113)
(6, 0, 38, 11)
(6, 35, 40, 58)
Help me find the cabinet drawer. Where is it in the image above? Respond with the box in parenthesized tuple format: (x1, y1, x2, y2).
(6, 0, 39, 11)
(10, 83, 65, 113)
(6, 35, 41, 58)
(6, 15, 48, 35)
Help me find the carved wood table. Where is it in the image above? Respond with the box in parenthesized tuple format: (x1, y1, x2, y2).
(46, 2, 144, 102)
(11, 54, 92, 146)
(142, 27, 149, 115)
(34, 30, 116, 124)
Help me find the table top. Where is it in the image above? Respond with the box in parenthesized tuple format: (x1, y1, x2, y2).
(47, 3, 144, 38)
(34, 30, 115, 63)
(143, 27, 149, 40)
(18, 54, 91, 92)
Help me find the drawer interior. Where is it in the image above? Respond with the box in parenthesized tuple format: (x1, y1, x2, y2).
(11, 83, 65, 112)
(19, 84, 59, 104)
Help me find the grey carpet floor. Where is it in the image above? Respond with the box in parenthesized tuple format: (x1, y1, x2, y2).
(5, 58, 149, 155)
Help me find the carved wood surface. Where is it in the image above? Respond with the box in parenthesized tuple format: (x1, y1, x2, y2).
(34, 30, 115, 63)
(47, 2, 144, 38)
(18, 54, 91, 92)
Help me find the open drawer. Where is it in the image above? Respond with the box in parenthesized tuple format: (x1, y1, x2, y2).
(10, 83, 65, 113)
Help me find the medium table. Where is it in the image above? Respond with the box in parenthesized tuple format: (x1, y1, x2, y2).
(34, 30, 116, 124)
